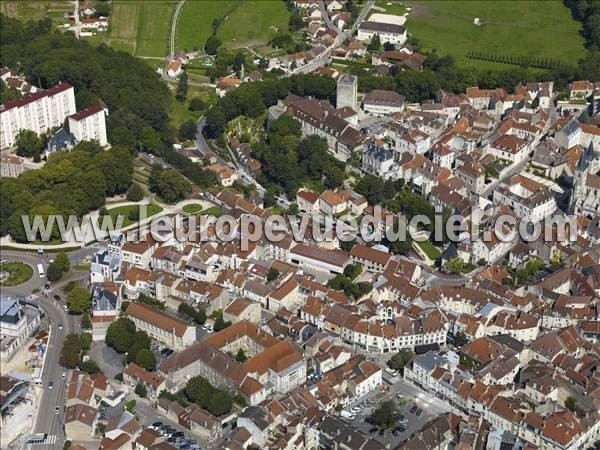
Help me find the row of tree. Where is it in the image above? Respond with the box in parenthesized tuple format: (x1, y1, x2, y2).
(466, 51, 570, 70)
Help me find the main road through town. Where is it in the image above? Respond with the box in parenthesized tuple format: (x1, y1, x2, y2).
(1, 250, 80, 449)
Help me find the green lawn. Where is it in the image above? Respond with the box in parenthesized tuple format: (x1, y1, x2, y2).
(86, 1, 175, 58)
(415, 240, 442, 260)
(102, 204, 163, 229)
(176, 0, 238, 52)
(374, 0, 408, 16)
(170, 85, 218, 129)
(176, 0, 290, 52)
(182, 203, 204, 214)
(217, 0, 291, 48)
(404, 1, 587, 69)
(0, 262, 34, 286)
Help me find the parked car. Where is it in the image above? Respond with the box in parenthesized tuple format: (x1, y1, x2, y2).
(48, 381, 53, 389)
(409, 405, 417, 414)
(61, 371, 67, 379)
(416, 408, 423, 416)
(54, 406, 60, 414)
(53, 294, 61, 301)
(369, 427, 378, 433)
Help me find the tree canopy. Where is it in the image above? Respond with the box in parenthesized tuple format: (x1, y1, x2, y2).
(67, 286, 91, 314)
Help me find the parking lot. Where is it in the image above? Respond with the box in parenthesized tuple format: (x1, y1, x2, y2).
(340, 378, 451, 447)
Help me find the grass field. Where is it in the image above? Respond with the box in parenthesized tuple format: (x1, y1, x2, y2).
(170, 85, 218, 129)
(89, 0, 175, 58)
(217, 0, 290, 48)
(1, 1, 72, 25)
(176, 0, 290, 52)
(0, 262, 34, 287)
(176, 0, 238, 52)
(103, 204, 163, 228)
(403, 1, 587, 69)
(415, 240, 442, 260)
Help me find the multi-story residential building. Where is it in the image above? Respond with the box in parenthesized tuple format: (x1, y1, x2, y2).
(0, 82, 76, 149)
(0, 296, 41, 361)
(125, 302, 195, 351)
(290, 244, 350, 275)
(68, 104, 108, 146)
(0, 152, 24, 177)
(361, 90, 405, 116)
(488, 134, 530, 165)
(349, 245, 391, 273)
(361, 144, 396, 179)
(493, 176, 557, 222)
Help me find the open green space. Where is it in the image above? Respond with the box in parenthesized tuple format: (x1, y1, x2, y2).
(87, 1, 175, 58)
(102, 204, 163, 229)
(1, 1, 72, 25)
(0, 262, 34, 286)
(182, 203, 204, 214)
(176, 0, 238, 52)
(374, 0, 409, 17)
(170, 85, 218, 129)
(217, 0, 291, 48)
(404, 1, 587, 69)
(176, 0, 291, 52)
(415, 240, 441, 260)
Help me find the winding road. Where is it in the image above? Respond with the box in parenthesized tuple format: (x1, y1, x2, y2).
(2, 251, 83, 449)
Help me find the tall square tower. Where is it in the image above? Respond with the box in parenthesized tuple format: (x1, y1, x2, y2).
(336, 74, 357, 110)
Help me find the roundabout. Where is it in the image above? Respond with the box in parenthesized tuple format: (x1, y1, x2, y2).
(0, 261, 34, 287)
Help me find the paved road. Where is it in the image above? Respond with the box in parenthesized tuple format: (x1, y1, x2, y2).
(169, 0, 186, 57)
(2, 251, 82, 449)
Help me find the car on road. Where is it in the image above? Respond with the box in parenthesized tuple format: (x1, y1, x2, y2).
(392, 430, 398, 437)
(369, 427, 378, 433)
(61, 371, 67, 378)
(151, 422, 163, 430)
(53, 294, 61, 301)
(409, 405, 417, 414)
(48, 381, 53, 389)
(54, 406, 60, 414)
(63, 304, 68, 310)
(58, 323, 63, 330)
(416, 408, 423, 416)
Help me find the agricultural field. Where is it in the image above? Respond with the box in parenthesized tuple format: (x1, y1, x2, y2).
(217, 0, 290, 48)
(176, 0, 238, 52)
(90, 0, 176, 58)
(176, 0, 290, 52)
(1, 1, 72, 26)
(402, 1, 587, 69)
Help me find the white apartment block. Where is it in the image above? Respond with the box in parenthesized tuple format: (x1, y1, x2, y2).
(0, 82, 76, 149)
(68, 104, 108, 147)
(357, 22, 407, 46)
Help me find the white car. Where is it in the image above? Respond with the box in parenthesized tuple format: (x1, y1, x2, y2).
(54, 406, 60, 415)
